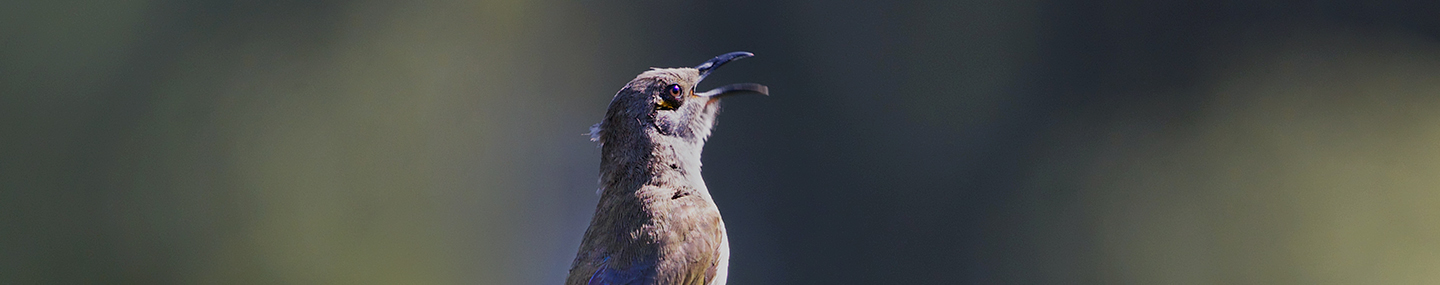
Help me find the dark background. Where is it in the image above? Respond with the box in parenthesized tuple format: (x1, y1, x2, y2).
(6, 0, 1440, 284)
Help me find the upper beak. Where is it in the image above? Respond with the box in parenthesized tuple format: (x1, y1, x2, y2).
(694, 51, 770, 98)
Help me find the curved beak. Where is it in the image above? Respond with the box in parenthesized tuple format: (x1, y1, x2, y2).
(695, 51, 754, 81)
(697, 83, 768, 98)
(694, 51, 769, 98)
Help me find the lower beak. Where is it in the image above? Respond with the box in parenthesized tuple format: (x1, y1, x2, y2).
(697, 83, 769, 98)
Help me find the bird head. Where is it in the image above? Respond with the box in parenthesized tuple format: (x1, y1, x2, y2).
(593, 51, 768, 150)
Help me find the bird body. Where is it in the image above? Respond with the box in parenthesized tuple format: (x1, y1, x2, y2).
(568, 52, 767, 285)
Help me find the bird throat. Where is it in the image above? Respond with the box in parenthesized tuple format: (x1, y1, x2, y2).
(599, 134, 708, 198)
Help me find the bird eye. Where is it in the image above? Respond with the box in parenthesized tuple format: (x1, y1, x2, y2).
(656, 84, 682, 110)
(668, 84, 682, 97)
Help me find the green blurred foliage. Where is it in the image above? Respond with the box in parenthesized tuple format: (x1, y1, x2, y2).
(3, 0, 625, 284)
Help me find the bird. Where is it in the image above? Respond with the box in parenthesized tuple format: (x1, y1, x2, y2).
(567, 52, 769, 285)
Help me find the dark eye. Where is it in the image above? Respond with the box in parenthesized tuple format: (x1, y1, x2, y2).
(667, 84, 682, 97)
(656, 84, 683, 110)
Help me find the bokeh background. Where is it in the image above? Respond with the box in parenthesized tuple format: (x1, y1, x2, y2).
(5, 0, 1440, 284)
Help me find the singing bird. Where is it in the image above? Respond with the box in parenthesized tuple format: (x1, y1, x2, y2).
(567, 52, 769, 285)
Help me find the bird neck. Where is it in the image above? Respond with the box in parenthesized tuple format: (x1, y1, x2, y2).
(598, 135, 707, 197)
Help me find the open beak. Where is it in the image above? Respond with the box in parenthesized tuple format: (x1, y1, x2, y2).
(694, 51, 770, 98)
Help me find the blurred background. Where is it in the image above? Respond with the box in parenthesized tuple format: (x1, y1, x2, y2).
(5, 0, 1440, 284)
